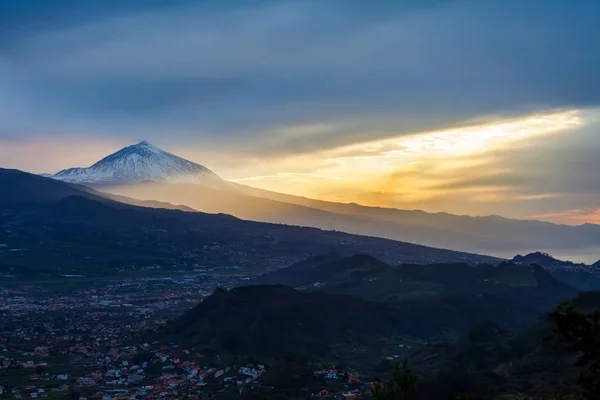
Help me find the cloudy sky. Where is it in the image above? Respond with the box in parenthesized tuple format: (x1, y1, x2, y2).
(1, 0, 599, 223)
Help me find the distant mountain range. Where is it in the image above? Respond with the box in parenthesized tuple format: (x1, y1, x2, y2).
(0, 168, 495, 279)
(44, 141, 600, 261)
(254, 253, 578, 310)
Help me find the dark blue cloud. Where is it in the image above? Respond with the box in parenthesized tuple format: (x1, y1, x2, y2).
(0, 0, 599, 155)
(0, 0, 188, 36)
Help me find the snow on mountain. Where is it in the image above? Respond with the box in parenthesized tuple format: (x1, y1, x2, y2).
(52, 141, 224, 186)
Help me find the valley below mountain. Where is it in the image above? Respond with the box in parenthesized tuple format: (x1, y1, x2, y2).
(1, 165, 598, 400)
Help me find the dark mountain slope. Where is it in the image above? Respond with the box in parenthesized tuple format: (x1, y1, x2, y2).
(0, 168, 194, 212)
(512, 251, 586, 268)
(161, 285, 539, 360)
(163, 285, 406, 358)
(48, 142, 600, 259)
(256, 253, 390, 287)
(0, 169, 497, 278)
(0, 168, 107, 205)
(103, 180, 600, 260)
(411, 291, 600, 400)
(102, 181, 469, 252)
(238, 183, 600, 258)
(255, 254, 577, 311)
(513, 252, 600, 291)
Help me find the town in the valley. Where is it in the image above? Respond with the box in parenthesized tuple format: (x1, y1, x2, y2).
(0, 272, 375, 400)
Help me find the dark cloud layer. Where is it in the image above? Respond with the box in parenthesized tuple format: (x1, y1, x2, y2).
(1, 0, 599, 155)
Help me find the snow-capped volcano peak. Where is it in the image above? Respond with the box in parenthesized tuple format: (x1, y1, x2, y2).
(130, 140, 158, 151)
(52, 141, 223, 186)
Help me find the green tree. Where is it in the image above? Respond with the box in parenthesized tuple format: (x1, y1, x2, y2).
(371, 359, 417, 400)
(550, 301, 600, 400)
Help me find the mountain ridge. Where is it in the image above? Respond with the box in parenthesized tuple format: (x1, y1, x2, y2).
(49, 141, 598, 228)
(160, 284, 542, 360)
(0, 168, 499, 281)
(512, 252, 586, 268)
(45, 142, 600, 260)
(104, 180, 600, 260)
(254, 253, 578, 310)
